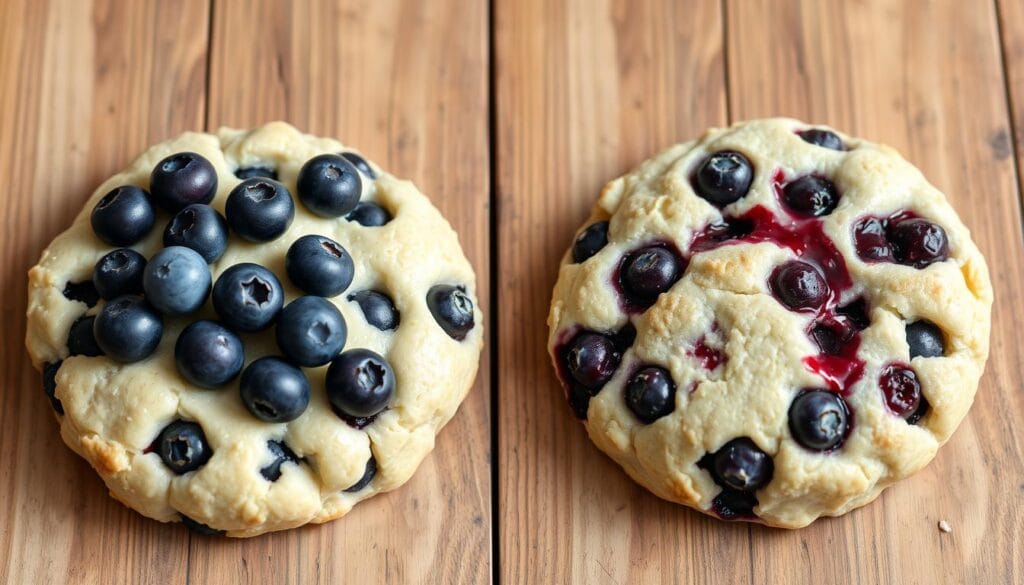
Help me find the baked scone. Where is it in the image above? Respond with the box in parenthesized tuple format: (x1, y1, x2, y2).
(547, 118, 991, 528)
(26, 122, 483, 536)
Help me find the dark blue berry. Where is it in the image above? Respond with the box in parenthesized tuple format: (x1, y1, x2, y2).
(348, 290, 400, 331)
(343, 455, 377, 492)
(770, 260, 829, 311)
(782, 176, 839, 217)
(234, 166, 277, 181)
(798, 129, 845, 151)
(260, 440, 300, 481)
(325, 349, 395, 420)
(879, 364, 922, 420)
(788, 390, 850, 451)
(285, 235, 354, 297)
(275, 296, 347, 367)
(225, 178, 295, 242)
(163, 204, 229, 263)
(906, 320, 946, 359)
(212, 263, 284, 332)
(42, 361, 64, 414)
(890, 219, 949, 268)
(341, 152, 376, 179)
(565, 332, 620, 389)
(426, 285, 475, 341)
(621, 246, 683, 301)
(174, 320, 244, 388)
(180, 515, 225, 536)
(346, 202, 392, 226)
(68, 315, 103, 357)
(155, 420, 212, 474)
(624, 366, 676, 424)
(93, 248, 147, 300)
(63, 280, 100, 307)
(143, 246, 211, 315)
(92, 295, 163, 362)
(711, 438, 774, 492)
(853, 217, 895, 262)
(90, 186, 156, 246)
(296, 154, 362, 217)
(693, 151, 754, 206)
(239, 357, 311, 423)
(572, 221, 609, 263)
(150, 152, 218, 212)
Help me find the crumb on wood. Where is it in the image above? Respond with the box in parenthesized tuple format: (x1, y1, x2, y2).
(938, 520, 952, 533)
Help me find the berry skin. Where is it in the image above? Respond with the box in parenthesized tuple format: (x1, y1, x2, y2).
(163, 204, 229, 263)
(770, 260, 830, 311)
(285, 235, 355, 297)
(782, 176, 840, 217)
(853, 217, 895, 262)
(234, 166, 277, 181)
(150, 152, 218, 212)
(565, 332, 621, 389)
(62, 281, 100, 307)
(798, 129, 844, 151)
(42, 362, 64, 414)
(572, 221, 609, 263)
(67, 316, 104, 357)
(143, 246, 212, 315)
(325, 349, 396, 420)
(212, 263, 284, 332)
(788, 390, 850, 451)
(93, 248, 147, 300)
(260, 440, 300, 481)
(624, 366, 676, 423)
(275, 296, 348, 367)
(693, 151, 754, 206)
(174, 320, 245, 388)
(91, 186, 156, 246)
(906, 320, 946, 359)
(346, 202, 392, 226)
(225, 178, 295, 242)
(92, 295, 163, 362)
(889, 218, 949, 268)
(621, 246, 683, 301)
(879, 364, 923, 420)
(426, 285, 475, 341)
(296, 154, 362, 217)
(239, 357, 311, 423)
(343, 455, 377, 492)
(341, 152, 377, 179)
(180, 516, 225, 536)
(155, 420, 213, 474)
(711, 438, 774, 492)
(348, 290, 400, 331)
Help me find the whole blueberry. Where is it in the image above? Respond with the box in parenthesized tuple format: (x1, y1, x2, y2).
(906, 320, 946, 359)
(782, 176, 839, 217)
(621, 246, 683, 301)
(174, 320, 244, 388)
(234, 165, 277, 181)
(341, 152, 377, 179)
(889, 218, 949, 268)
(163, 204, 229, 263)
(798, 129, 845, 151)
(879, 364, 922, 420)
(426, 284, 475, 341)
(92, 295, 163, 362)
(90, 186, 156, 246)
(346, 202, 392, 226)
(276, 296, 348, 367)
(572, 221, 609, 263)
(565, 332, 621, 389)
(853, 217, 895, 262)
(711, 438, 774, 492)
(788, 390, 850, 451)
(93, 248, 147, 300)
(212, 263, 284, 332)
(239, 357, 311, 423)
(225, 178, 295, 242)
(325, 349, 396, 419)
(143, 246, 212, 315)
(285, 235, 355, 297)
(150, 152, 218, 212)
(348, 290, 400, 331)
(624, 366, 676, 424)
(693, 151, 754, 206)
(770, 260, 830, 311)
(260, 440, 300, 481)
(67, 315, 104, 357)
(344, 455, 377, 492)
(155, 420, 213, 474)
(297, 154, 362, 217)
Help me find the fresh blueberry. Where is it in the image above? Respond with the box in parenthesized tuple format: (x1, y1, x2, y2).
(225, 178, 295, 242)
(143, 246, 211, 315)
(234, 165, 277, 181)
(770, 260, 830, 311)
(693, 151, 754, 206)
(180, 515, 225, 536)
(260, 440, 300, 481)
(566, 384, 593, 419)
(572, 221, 609, 263)
(42, 361, 64, 414)
(63, 281, 100, 307)
(798, 129, 844, 151)
(92, 295, 163, 362)
(275, 296, 347, 367)
(348, 290, 400, 331)
(426, 285, 475, 341)
(711, 438, 774, 492)
(163, 204, 229, 263)
(67, 315, 103, 357)
(212, 263, 284, 332)
(90, 186, 156, 246)
(906, 320, 946, 359)
(285, 235, 355, 297)
(155, 420, 213, 474)
(149, 152, 218, 212)
(782, 176, 839, 217)
(341, 152, 377, 179)
(889, 218, 949, 268)
(343, 455, 377, 492)
(853, 217, 895, 262)
(788, 390, 850, 451)
(624, 366, 676, 424)
(325, 349, 396, 420)
(174, 320, 244, 388)
(879, 364, 923, 421)
(346, 202, 392, 226)
(621, 245, 683, 301)
(565, 332, 621, 389)
(239, 357, 311, 423)
(93, 248, 147, 300)
(296, 154, 362, 217)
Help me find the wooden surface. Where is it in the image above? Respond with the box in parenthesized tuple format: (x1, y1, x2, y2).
(2, 0, 1024, 583)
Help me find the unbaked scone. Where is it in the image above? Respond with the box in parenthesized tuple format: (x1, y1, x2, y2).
(26, 122, 483, 537)
(547, 118, 991, 528)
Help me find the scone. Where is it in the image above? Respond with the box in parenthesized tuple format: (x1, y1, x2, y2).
(547, 118, 991, 528)
(26, 122, 483, 537)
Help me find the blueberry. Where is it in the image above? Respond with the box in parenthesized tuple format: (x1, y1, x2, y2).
(906, 320, 946, 359)
(853, 217, 895, 262)
(621, 245, 683, 301)
(149, 152, 218, 212)
(889, 218, 949, 268)
(782, 176, 839, 217)
(879, 364, 923, 420)
(180, 515, 225, 536)
(143, 246, 211, 315)
(155, 420, 213, 474)
(624, 366, 676, 423)
(275, 296, 347, 367)
(67, 316, 103, 357)
(93, 248, 147, 300)
(285, 235, 355, 297)
(346, 202, 392, 226)
(234, 165, 277, 181)
(565, 332, 621, 389)
(711, 438, 774, 492)
(174, 320, 244, 388)
(212, 263, 284, 332)
(693, 151, 754, 206)
(163, 204, 229, 263)
(225, 178, 295, 242)
(92, 295, 163, 362)
(62, 281, 100, 307)
(239, 357, 311, 423)
(426, 285, 475, 341)
(572, 221, 609, 263)
(798, 129, 844, 151)
(788, 390, 850, 451)
(325, 349, 396, 420)
(341, 152, 377, 179)
(770, 260, 829, 311)
(42, 361, 64, 414)
(343, 455, 377, 492)
(567, 384, 593, 419)
(260, 440, 300, 481)
(297, 154, 362, 217)
(90, 186, 156, 246)
(348, 290, 400, 331)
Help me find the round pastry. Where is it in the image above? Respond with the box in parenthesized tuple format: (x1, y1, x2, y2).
(26, 122, 483, 536)
(547, 118, 991, 528)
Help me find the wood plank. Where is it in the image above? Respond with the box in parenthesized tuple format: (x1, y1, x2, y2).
(494, 1, 732, 582)
(0, 0, 209, 584)
(197, 1, 491, 583)
(998, 0, 1024, 182)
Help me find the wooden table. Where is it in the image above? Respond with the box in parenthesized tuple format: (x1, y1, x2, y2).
(1, 1, 1021, 583)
